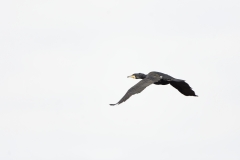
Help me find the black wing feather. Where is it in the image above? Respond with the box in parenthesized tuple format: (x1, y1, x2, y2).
(110, 78, 155, 106)
(170, 80, 197, 96)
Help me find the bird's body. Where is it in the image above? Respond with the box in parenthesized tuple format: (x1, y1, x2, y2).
(110, 71, 197, 106)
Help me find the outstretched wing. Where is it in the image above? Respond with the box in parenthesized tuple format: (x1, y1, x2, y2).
(170, 80, 197, 96)
(110, 78, 155, 106)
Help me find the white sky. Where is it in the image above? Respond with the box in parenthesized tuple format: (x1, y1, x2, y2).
(0, 0, 240, 160)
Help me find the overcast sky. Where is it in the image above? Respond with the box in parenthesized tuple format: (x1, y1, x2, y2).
(0, 0, 240, 160)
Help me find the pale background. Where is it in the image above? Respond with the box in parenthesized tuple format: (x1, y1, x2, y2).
(0, 0, 240, 160)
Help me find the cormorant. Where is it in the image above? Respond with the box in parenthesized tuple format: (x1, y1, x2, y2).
(110, 71, 197, 106)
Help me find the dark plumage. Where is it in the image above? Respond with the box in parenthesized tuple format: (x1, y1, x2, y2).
(110, 71, 197, 106)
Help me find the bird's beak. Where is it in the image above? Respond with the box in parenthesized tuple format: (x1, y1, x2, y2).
(127, 75, 136, 79)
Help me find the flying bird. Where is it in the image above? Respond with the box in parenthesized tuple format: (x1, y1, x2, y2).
(110, 71, 197, 106)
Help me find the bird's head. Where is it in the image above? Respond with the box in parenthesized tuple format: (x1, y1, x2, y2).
(127, 73, 146, 79)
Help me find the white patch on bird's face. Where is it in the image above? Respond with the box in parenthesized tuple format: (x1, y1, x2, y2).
(128, 75, 136, 79)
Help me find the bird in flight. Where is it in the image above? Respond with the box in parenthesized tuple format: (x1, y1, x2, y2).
(110, 71, 197, 106)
